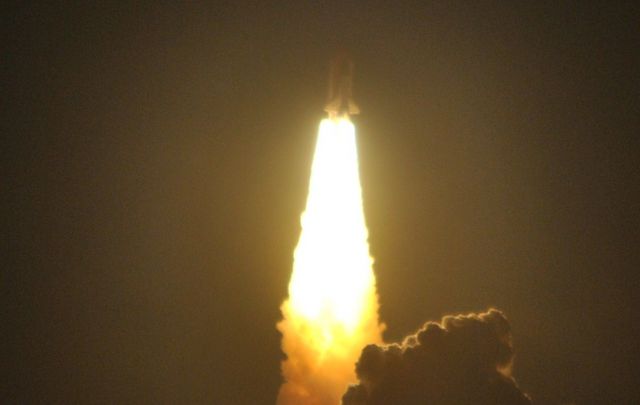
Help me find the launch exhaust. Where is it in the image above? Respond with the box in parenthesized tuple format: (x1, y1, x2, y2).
(277, 64, 382, 403)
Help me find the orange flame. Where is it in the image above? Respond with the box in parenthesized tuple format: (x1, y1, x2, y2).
(277, 119, 384, 405)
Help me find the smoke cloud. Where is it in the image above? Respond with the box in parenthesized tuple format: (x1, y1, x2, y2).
(342, 309, 531, 405)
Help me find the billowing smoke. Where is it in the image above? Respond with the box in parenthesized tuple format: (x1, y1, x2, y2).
(342, 309, 532, 405)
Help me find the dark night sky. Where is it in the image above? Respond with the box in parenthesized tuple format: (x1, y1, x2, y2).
(4, 2, 639, 404)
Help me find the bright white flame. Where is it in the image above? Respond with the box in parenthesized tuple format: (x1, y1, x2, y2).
(278, 118, 383, 405)
(290, 119, 373, 329)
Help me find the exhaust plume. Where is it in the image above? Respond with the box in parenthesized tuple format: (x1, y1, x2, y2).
(277, 119, 384, 405)
(342, 309, 532, 405)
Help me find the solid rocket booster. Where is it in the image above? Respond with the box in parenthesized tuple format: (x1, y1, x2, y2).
(324, 52, 360, 118)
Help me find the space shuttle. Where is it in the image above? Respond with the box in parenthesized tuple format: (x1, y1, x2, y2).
(324, 52, 360, 118)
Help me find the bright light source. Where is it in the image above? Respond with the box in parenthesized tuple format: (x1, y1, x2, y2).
(278, 118, 383, 405)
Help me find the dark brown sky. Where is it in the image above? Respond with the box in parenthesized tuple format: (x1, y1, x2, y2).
(4, 2, 639, 404)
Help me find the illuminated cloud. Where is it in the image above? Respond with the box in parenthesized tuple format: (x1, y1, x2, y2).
(342, 309, 531, 405)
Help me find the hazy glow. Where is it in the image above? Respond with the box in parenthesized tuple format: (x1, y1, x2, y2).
(277, 119, 383, 405)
